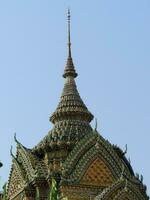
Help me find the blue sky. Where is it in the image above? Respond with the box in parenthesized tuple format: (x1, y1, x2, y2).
(0, 0, 150, 195)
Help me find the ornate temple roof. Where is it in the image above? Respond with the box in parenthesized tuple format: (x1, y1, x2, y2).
(7, 10, 149, 200)
(33, 10, 93, 153)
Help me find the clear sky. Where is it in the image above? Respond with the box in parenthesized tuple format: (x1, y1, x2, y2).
(0, 0, 150, 195)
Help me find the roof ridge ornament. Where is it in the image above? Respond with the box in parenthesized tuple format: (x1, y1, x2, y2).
(10, 146, 16, 160)
(14, 132, 19, 144)
(14, 132, 26, 149)
(94, 118, 98, 132)
(123, 144, 128, 155)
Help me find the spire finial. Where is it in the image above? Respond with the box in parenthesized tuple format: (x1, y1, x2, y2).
(63, 9, 78, 78)
(67, 8, 71, 57)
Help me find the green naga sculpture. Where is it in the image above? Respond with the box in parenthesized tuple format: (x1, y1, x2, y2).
(49, 179, 68, 200)
(49, 179, 58, 200)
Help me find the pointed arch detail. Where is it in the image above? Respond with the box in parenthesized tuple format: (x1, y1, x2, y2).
(62, 131, 126, 184)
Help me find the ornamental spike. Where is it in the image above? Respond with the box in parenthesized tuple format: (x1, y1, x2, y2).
(67, 8, 71, 57)
(123, 144, 128, 155)
(63, 9, 77, 78)
(14, 132, 19, 144)
(10, 145, 15, 158)
(95, 118, 98, 131)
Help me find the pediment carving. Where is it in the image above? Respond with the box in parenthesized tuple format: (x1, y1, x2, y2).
(80, 158, 114, 187)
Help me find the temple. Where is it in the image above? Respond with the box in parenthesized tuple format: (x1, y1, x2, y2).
(7, 10, 149, 200)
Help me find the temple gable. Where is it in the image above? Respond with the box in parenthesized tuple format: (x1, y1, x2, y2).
(80, 158, 114, 187)
(7, 165, 25, 199)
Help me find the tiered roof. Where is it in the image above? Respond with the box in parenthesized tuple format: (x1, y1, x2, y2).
(33, 9, 93, 153)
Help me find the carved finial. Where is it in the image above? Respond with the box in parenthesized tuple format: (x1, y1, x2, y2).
(63, 9, 78, 79)
(95, 118, 98, 131)
(10, 145, 15, 159)
(14, 132, 17, 142)
(140, 174, 143, 183)
(14, 132, 20, 145)
(123, 144, 128, 155)
(14, 133, 22, 148)
(67, 8, 71, 57)
(136, 173, 140, 180)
